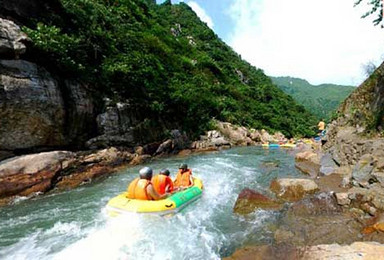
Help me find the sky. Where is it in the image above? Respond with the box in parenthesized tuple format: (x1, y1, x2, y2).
(156, 0, 384, 86)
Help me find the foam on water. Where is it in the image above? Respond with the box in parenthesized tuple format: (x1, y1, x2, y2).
(0, 147, 300, 259)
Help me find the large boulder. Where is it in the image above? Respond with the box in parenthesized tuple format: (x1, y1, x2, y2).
(275, 193, 371, 246)
(215, 121, 254, 146)
(295, 151, 320, 177)
(319, 152, 339, 176)
(270, 178, 319, 201)
(352, 154, 375, 187)
(233, 188, 282, 215)
(0, 151, 74, 198)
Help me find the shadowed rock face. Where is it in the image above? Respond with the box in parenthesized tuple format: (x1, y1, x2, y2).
(0, 60, 95, 151)
(0, 60, 66, 150)
(0, 0, 67, 28)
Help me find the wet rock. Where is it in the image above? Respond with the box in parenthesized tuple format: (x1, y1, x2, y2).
(295, 151, 320, 177)
(129, 154, 151, 166)
(270, 178, 319, 202)
(177, 149, 193, 156)
(260, 160, 280, 169)
(277, 193, 365, 246)
(155, 139, 173, 155)
(223, 244, 299, 260)
(233, 188, 283, 215)
(54, 148, 133, 190)
(0, 151, 74, 198)
(315, 173, 349, 193)
(288, 192, 342, 216)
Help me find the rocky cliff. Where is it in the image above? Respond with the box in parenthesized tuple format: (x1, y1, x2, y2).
(0, 18, 95, 160)
(317, 61, 384, 213)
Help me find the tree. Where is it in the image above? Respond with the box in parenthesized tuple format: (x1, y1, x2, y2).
(354, 0, 383, 26)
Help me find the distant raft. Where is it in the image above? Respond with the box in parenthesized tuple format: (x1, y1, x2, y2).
(106, 177, 203, 216)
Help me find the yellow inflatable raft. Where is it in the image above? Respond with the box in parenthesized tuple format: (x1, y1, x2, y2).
(106, 177, 203, 216)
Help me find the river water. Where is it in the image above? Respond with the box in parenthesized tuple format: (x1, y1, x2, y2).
(0, 147, 303, 259)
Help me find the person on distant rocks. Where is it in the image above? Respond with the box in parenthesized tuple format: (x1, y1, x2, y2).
(151, 168, 176, 195)
(127, 167, 167, 200)
(174, 163, 194, 189)
(317, 119, 326, 135)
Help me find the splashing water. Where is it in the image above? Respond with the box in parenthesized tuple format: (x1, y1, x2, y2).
(0, 147, 302, 259)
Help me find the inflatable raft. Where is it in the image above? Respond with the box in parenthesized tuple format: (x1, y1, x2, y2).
(106, 177, 203, 216)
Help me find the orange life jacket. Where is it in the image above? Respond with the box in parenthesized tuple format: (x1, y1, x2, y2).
(151, 175, 174, 195)
(174, 169, 192, 187)
(127, 178, 151, 200)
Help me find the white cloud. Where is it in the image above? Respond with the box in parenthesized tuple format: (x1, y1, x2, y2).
(187, 1, 214, 29)
(228, 0, 384, 85)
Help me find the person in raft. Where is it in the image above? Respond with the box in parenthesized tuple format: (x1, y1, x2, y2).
(174, 163, 194, 189)
(151, 168, 176, 195)
(127, 167, 167, 200)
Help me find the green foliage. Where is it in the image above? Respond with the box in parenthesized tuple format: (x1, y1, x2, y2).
(271, 76, 355, 121)
(22, 0, 318, 139)
(354, 0, 383, 26)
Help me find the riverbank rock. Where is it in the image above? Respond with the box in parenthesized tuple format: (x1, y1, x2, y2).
(295, 151, 320, 177)
(270, 178, 319, 201)
(319, 152, 339, 176)
(0, 147, 136, 203)
(223, 244, 299, 260)
(191, 129, 231, 150)
(276, 192, 365, 246)
(215, 121, 254, 146)
(301, 242, 384, 259)
(233, 188, 283, 214)
(0, 151, 74, 199)
(225, 242, 384, 260)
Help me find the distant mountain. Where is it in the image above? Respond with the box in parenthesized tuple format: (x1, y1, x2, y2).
(270, 76, 356, 120)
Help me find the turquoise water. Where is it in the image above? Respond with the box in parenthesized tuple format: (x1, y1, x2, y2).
(0, 147, 302, 259)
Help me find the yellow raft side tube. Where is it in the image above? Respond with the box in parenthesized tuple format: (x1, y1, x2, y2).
(107, 177, 203, 216)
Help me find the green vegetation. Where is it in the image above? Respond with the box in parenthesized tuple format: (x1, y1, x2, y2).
(271, 76, 355, 121)
(354, 0, 383, 26)
(23, 0, 317, 138)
